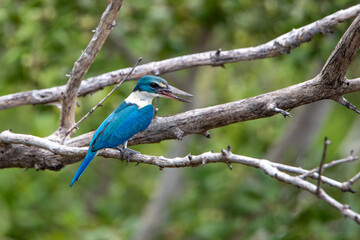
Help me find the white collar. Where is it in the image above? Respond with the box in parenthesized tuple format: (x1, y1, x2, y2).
(125, 91, 158, 108)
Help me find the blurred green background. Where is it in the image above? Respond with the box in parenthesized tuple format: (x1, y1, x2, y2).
(1, 0, 360, 239)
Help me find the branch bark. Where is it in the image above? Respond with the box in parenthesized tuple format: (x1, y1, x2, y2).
(66, 77, 360, 148)
(57, 0, 125, 136)
(1, 5, 359, 111)
(321, 14, 360, 86)
(0, 130, 355, 192)
(1, 130, 360, 223)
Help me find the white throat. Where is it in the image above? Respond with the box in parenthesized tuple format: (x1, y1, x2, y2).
(125, 91, 157, 108)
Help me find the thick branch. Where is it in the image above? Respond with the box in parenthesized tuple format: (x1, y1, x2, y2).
(1, 5, 360, 111)
(321, 14, 360, 86)
(64, 77, 360, 147)
(58, 0, 124, 135)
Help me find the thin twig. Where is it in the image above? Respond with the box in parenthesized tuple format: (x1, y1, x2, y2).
(62, 57, 142, 142)
(259, 160, 360, 224)
(342, 172, 360, 192)
(153, 97, 159, 118)
(300, 154, 358, 179)
(316, 137, 331, 194)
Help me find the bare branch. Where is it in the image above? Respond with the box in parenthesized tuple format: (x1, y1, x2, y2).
(1, 129, 360, 224)
(300, 155, 358, 180)
(316, 137, 331, 194)
(342, 172, 360, 191)
(333, 95, 360, 114)
(0, 130, 353, 192)
(110, 77, 360, 147)
(62, 57, 142, 141)
(321, 14, 360, 86)
(0, 130, 87, 157)
(58, 0, 125, 136)
(259, 160, 360, 224)
(1, 5, 360, 110)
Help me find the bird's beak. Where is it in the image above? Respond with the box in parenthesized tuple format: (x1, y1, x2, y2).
(157, 85, 193, 102)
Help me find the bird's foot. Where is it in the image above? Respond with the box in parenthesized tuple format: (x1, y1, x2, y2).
(115, 146, 140, 155)
(125, 148, 140, 155)
(116, 146, 139, 164)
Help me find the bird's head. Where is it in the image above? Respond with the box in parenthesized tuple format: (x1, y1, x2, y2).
(133, 75, 192, 102)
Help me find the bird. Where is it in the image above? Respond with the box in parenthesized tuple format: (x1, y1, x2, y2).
(70, 75, 192, 186)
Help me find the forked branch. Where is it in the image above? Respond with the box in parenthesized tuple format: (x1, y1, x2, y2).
(58, 0, 125, 136)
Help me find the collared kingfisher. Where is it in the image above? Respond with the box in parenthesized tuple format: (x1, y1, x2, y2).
(70, 75, 192, 186)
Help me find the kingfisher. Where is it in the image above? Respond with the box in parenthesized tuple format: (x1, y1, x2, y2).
(70, 75, 192, 186)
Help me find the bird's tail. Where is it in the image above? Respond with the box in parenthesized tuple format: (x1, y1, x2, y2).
(70, 149, 97, 187)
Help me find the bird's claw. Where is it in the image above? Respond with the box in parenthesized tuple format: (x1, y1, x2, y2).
(115, 146, 139, 155)
(125, 148, 140, 155)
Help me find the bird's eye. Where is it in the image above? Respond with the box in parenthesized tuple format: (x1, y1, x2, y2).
(150, 83, 159, 88)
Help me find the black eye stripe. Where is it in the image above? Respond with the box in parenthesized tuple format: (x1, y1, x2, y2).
(150, 83, 159, 88)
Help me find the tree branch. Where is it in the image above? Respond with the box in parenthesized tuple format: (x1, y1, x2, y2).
(321, 14, 360, 86)
(62, 77, 360, 148)
(0, 130, 354, 192)
(1, 5, 359, 111)
(58, 0, 125, 136)
(1, 130, 359, 223)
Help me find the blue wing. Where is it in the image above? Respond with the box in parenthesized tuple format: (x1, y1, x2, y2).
(90, 101, 154, 151)
(70, 101, 154, 186)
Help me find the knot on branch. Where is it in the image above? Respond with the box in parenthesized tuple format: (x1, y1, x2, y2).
(333, 96, 360, 114)
(221, 145, 233, 170)
(202, 131, 211, 139)
(110, 20, 118, 29)
(274, 40, 292, 54)
(268, 104, 292, 118)
(174, 128, 185, 140)
(211, 48, 225, 68)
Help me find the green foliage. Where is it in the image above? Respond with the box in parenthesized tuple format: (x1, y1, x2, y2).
(1, 0, 360, 239)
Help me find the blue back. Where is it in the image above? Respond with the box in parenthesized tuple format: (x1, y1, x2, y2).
(90, 101, 154, 151)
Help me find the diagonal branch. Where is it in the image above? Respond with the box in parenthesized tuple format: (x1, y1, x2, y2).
(300, 154, 358, 179)
(316, 137, 331, 194)
(321, 14, 360, 86)
(58, 0, 125, 136)
(62, 57, 142, 142)
(1, 5, 360, 111)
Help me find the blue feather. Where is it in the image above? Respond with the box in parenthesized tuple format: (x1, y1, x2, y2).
(70, 149, 97, 187)
(70, 101, 154, 186)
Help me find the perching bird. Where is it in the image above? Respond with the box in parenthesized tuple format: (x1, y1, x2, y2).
(70, 75, 192, 186)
